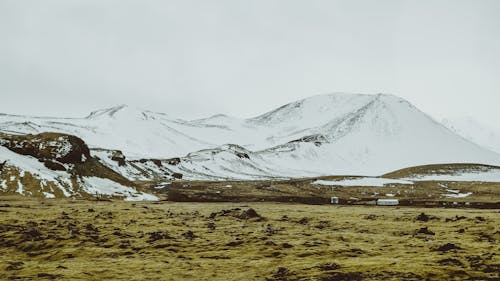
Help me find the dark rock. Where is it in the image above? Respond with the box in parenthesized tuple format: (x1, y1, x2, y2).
(483, 264, 500, 273)
(182, 230, 196, 240)
(167, 157, 181, 165)
(478, 232, 495, 243)
(37, 273, 63, 279)
(207, 222, 216, 231)
(281, 243, 294, 249)
(415, 227, 435, 236)
(416, 213, 430, 222)
(85, 224, 99, 233)
(236, 152, 250, 159)
(238, 208, 261, 219)
(171, 172, 183, 179)
(445, 215, 466, 222)
(297, 217, 310, 225)
(111, 151, 126, 166)
(43, 159, 67, 171)
(19, 227, 43, 241)
(147, 231, 172, 242)
(56, 265, 68, 269)
(0, 160, 7, 172)
(318, 263, 341, 271)
(209, 208, 262, 220)
(151, 159, 162, 167)
(434, 243, 461, 252)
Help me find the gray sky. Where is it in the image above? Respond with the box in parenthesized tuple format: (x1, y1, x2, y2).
(0, 0, 499, 126)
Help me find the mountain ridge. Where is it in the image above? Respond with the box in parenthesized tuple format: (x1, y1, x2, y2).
(1, 93, 499, 180)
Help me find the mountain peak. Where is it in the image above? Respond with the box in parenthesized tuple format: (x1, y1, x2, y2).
(86, 104, 152, 120)
(251, 93, 386, 128)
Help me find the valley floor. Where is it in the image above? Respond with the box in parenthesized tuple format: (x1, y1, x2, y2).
(0, 196, 498, 280)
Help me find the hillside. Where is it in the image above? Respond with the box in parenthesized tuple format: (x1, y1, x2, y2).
(383, 163, 500, 182)
(0, 132, 157, 200)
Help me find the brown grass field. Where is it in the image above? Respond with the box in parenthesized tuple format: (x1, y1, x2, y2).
(0, 195, 499, 280)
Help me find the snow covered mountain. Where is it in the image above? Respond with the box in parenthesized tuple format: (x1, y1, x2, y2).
(442, 117, 500, 154)
(1, 93, 500, 180)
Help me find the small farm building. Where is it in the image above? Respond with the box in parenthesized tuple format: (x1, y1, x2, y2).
(330, 197, 339, 204)
(377, 199, 399, 206)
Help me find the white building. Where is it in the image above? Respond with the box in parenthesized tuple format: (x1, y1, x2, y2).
(377, 199, 399, 206)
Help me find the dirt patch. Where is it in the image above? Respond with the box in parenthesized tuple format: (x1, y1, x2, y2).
(433, 243, 462, 252)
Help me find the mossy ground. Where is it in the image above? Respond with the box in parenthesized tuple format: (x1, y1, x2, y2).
(0, 196, 498, 280)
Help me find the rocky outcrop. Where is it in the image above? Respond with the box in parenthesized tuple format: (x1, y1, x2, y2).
(0, 132, 90, 165)
(0, 132, 143, 199)
(111, 151, 126, 166)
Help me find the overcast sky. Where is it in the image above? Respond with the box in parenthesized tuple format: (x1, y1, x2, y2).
(0, 0, 499, 126)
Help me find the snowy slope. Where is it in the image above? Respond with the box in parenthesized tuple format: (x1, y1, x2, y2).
(256, 94, 500, 176)
(442, 117, 500, 154)
(0, 145, 157, 200)
(0, 106, 215, 159)
(2, 93, 500, 179)
(0, 93, 378, 159)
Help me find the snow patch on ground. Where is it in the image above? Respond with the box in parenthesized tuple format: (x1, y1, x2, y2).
(42, 192, 56, 199)
(313, 178, 413, 187)
(16, 180, 23, 195)
(124, 193, 159, 201)
(80, 177, 158, 201)
(443, 192, 473, 198)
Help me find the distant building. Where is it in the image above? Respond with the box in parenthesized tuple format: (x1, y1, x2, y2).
(377, 199, 399, 206)
(330, 197, 339, 204)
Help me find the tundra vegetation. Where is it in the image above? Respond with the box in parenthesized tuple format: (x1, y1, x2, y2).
(0, 196, 498, 280)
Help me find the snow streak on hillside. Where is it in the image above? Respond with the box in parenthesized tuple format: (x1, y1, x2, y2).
(2, 93, 500, 179)
(0, 146, 156, 200)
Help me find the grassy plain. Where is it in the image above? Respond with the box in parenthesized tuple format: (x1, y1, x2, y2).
(0, 196, 499, 280)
